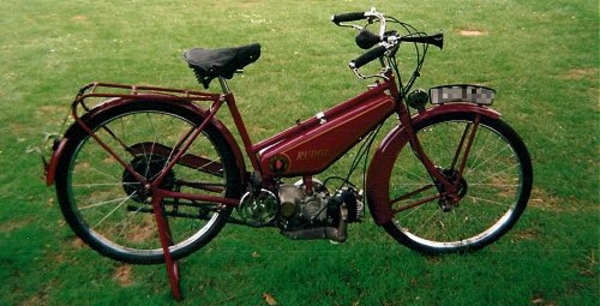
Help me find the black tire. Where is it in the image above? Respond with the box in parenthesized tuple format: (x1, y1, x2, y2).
(55, 99, 241, 264)
(382, 112, 532, 254)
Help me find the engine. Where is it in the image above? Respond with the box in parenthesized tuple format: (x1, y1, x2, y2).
(278, 183, 329, 228)
(277, 181, 364, 242)
(236, 179, 364, 242)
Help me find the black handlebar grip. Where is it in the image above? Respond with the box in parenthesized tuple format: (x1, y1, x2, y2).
(350, 45, 387, 69)
(331, 12, 366, 24)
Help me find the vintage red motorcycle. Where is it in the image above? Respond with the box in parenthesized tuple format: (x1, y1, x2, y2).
(43, 8, 532, 298)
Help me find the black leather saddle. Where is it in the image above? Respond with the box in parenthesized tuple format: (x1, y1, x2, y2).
(183, 43, 261, 89)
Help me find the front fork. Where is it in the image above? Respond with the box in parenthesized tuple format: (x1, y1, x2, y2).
(397, 104, 480, 209)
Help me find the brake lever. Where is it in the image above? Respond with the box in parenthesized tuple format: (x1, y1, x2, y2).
(351, 67, 391, 81)
(339, 16, 379, 31)
(336, 22, 364, 31)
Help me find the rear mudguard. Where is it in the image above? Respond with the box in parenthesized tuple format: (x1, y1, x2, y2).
(45, 95, 246, 188)
(366, 103, 501, 225)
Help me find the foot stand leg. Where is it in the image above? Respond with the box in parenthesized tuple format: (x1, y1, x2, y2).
(152, 196, 183, 301)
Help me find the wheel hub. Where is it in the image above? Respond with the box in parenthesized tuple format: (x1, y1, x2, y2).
(436, 168, 468, 212)
(122, 154, 176, 203)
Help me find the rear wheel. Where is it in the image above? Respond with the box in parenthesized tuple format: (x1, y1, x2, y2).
(55, 100, 241, 264)
(382, 113, 532, 254)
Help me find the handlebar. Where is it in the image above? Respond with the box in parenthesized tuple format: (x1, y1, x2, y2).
(332, 8, 444, 79)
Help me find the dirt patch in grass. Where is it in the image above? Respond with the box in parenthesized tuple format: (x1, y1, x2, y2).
(127, 216, 158, 243)
(457, 29, 487, 36)
(53, 237, 86, 263)
(20, 289, 49, 306)
(73, 15, 88, 22)
(35, 105, 66, 122)
(113, 264, 135, 287)
(512, 227, 539, 241)
(563, 68, 598, 80)
(71, 237, 86, 249)
(529, 187, 567, 212)
(529, 187, 596, 214)
(0, 218, 33, 232)
(573, 250, 597, 278)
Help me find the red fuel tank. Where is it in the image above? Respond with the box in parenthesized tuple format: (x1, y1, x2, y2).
(259, 94, 395, 177)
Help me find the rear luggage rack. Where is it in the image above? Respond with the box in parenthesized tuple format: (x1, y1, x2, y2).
(72, 82, 222, 116)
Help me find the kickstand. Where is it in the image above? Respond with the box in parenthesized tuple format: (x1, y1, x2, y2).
(152, 196, 183, 301)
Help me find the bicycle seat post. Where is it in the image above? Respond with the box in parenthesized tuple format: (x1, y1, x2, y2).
(217, 77, 232, 94)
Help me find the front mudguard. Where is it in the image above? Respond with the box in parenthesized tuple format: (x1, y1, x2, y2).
(44, 95, 247, 188)
(366, 103, 501, 225)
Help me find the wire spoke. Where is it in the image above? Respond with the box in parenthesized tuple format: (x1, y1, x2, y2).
(79, 193, 136, 210)
(90, 192, 137, 229)
(465, 195, 513, 207)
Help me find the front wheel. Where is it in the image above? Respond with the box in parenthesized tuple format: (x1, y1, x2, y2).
(54, 99, 241, 264)
(382, 112, 532, 254)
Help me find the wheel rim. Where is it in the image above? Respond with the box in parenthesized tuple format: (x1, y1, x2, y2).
(64, 109, 228, 258)
(388, 117, 527, 250)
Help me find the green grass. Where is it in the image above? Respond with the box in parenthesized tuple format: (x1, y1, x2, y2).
(1, 0, 598, 305)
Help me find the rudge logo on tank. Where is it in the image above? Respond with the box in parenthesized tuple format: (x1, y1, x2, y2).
(296, 149, 330, 161)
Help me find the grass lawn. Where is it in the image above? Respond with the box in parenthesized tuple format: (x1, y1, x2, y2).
(0, 0, 598, 305)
